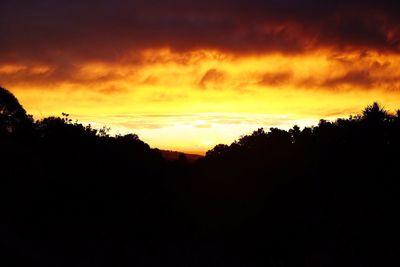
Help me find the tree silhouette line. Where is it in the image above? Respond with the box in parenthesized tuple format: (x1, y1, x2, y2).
(1, 86, 400, 266)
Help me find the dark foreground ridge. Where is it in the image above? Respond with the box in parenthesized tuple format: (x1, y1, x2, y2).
(1, 86, 400, 266)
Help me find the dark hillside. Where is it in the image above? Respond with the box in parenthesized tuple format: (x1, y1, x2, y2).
(1, 86, 400, 266)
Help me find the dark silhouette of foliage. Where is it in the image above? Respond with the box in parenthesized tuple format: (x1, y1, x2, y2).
(1, 86, 400, 266)
(0, 86, 32, 137)
(0, 86, 28, 120)
(362, 102, 389, 123)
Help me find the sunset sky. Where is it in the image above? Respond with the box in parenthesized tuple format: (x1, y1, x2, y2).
(1, 0, 400, 153)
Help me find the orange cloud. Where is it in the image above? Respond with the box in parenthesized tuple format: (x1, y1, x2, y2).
(3, 48, 400, 153)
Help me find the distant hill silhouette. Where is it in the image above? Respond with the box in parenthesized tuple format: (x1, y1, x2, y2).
(1, 86, 400, 266)
(159, 149, 203, 162)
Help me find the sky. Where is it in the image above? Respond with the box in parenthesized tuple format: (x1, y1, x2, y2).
(1, 0, 400, 153)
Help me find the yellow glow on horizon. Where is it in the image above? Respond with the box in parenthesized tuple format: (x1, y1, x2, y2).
(3, 48, 400, 153)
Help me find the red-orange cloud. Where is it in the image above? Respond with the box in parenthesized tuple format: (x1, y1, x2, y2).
(1, 0, 399, 66)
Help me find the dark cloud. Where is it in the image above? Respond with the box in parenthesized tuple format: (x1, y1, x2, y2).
(98, 85, 128, 95)
(321, 108, 362, 118)
(299, 69, 400, 90)
(199, 69, 225, 88)
(259, 71, 293, 86)
(0, 63, 122, 87)
(322, 70, 375, 88)
(1, 0, 400, 66)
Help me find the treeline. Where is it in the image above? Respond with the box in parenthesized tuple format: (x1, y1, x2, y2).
(1, 86, 400, 266)
(0, 87, 188, 266)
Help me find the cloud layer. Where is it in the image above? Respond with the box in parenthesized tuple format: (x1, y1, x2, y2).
(1, 0, 400, 65)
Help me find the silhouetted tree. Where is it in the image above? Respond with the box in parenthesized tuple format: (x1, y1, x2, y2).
(0, 87, 32, 136)
(362, 102, 389, 123)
